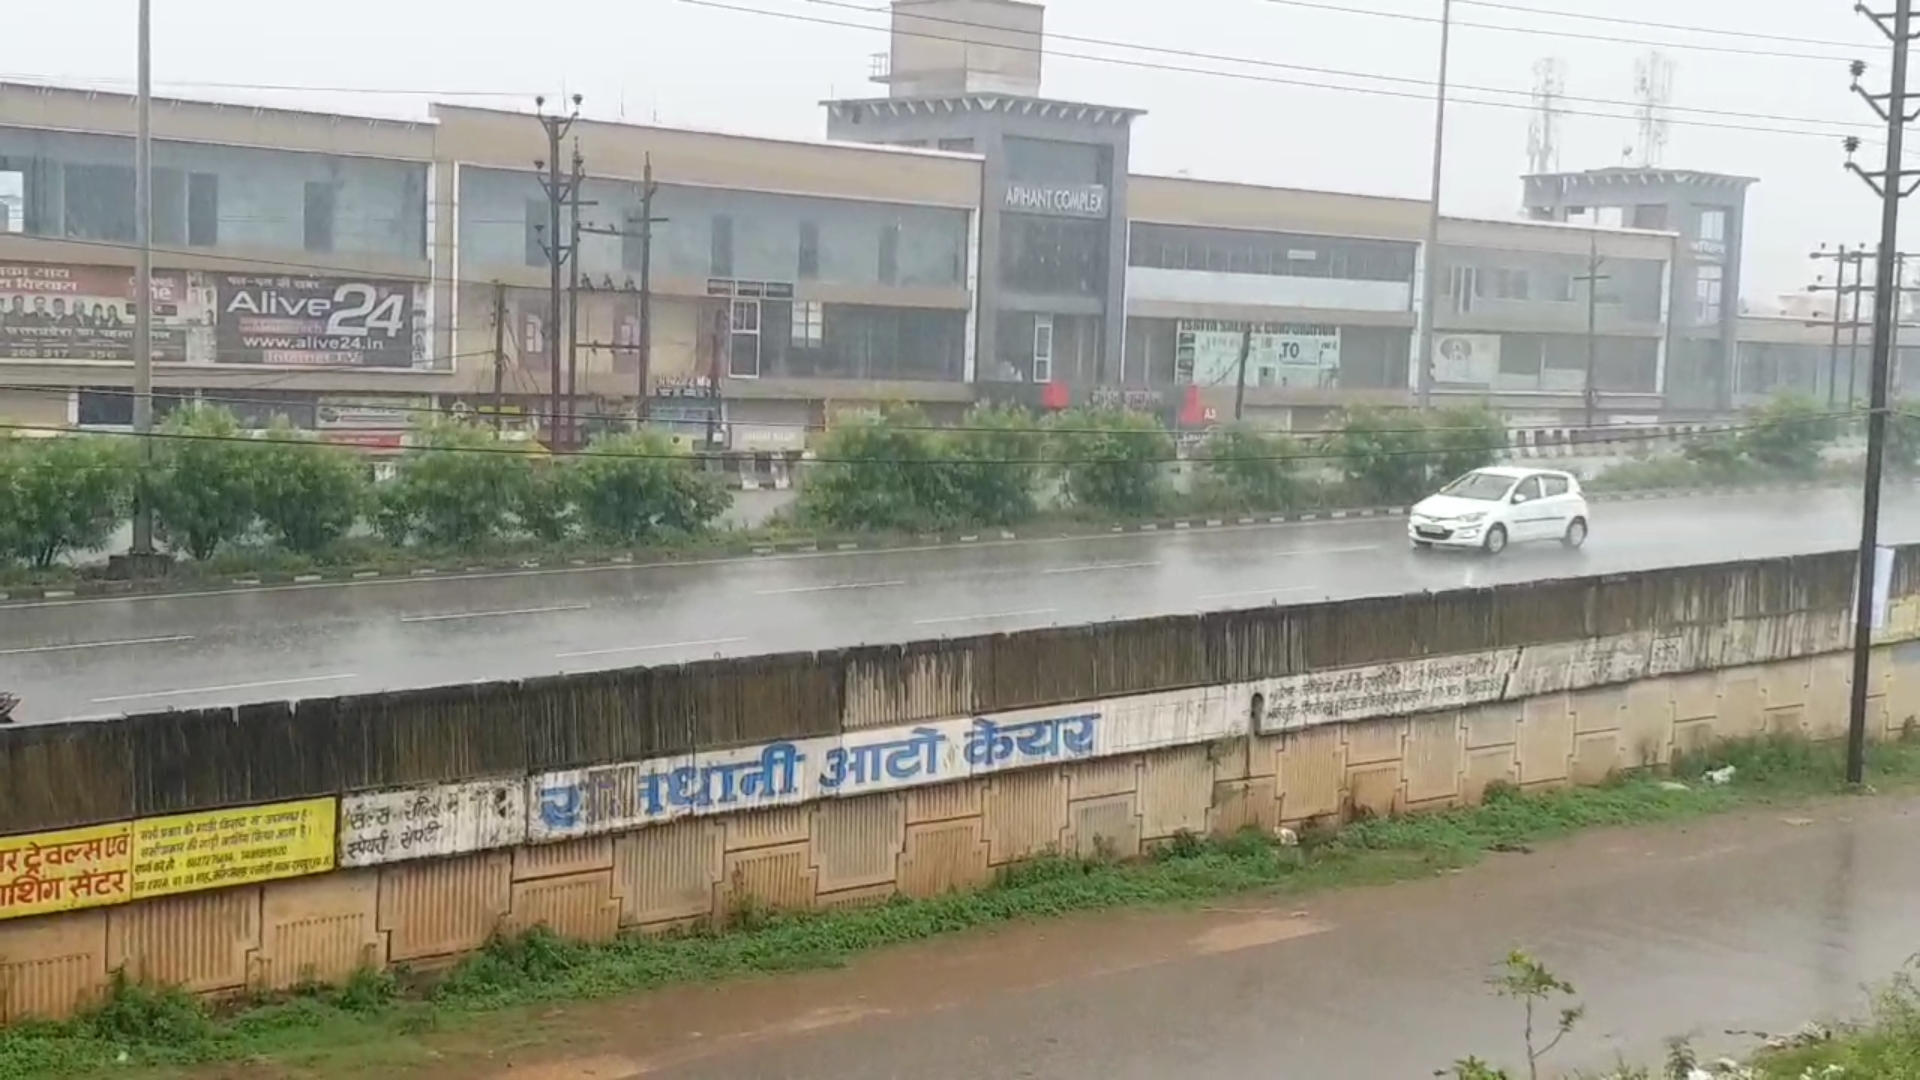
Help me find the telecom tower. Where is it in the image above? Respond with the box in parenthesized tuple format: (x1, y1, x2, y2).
(1632, 50, 1675, 168)
(1526, 58, 1566, 175)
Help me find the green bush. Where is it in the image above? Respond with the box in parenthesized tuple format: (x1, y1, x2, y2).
(380, 421, 534, 549)
(1194, 424, 1303, 512)
(797, 407, 949, 532)
(1328, 406, 1435, 504)
(151, 406, 261, 560)
(1888, 400, 1920, 475)
(1049, 407, 1172, 517)
(1736, 391, 1839, 475)
(572, 431, 728, 544)
(1, 434, 133, 568)
(941, 405, 1045, 526)
(1425, 405, 1508, 485)
(252, 424, 369, 555)
(514, 459, 578, 545)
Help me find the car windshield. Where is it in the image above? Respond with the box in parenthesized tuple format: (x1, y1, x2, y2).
(1438, 471, 1517, 501)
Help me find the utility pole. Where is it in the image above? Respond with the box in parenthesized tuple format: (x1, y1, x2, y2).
(579, 154, 667, 421)
(130, 0, 155, 559)
(1575, 234, 1609, 430)
(534, 94, 582, 450)
(490, 281, 507, 431)
(1841, 11, 1920, 785)
(1414, 0, 1455, 410)
(564, 139, 590, 448)
(1810, 244, 1861, 407)
(1232, 324, 1252, 422)
(1848, 248, 1869, 407)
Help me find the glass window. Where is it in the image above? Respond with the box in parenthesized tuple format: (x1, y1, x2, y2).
(1513, 476, 1543, 502)
(878, 221, 899, 286)
(1000, 214, 1107, 295)
(1439, 471, 1516, 501)
(1698, 208, 1727, 242)
(63, 163, 135, 241)
(792, 300, 824, 347)
(1541, 475, 1569, 497)
(1003, 136, 1107, 184)
(151, 168, 185, 246)
(304, 181, 336, 253)
(710, 214, 734, 276)
(186, 172, 218, 247)
(1127, 223, 1415, 283)
(798, 221, 820, 280)
(1695, 264, 1724, 323)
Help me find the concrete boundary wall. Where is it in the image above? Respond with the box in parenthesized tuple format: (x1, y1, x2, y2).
(3, 551, 1920, 1018)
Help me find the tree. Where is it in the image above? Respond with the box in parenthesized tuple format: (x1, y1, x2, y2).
(1195, 424, 1302, 512)
(1425, 405, 1508, 486)
(253, 424, 369, 555)
(1737, 391, 1839, 476)
(1049, 407, 1172, 517)
(151, 406, 261, 560)
(941, 404, 1045, 526)
(382, 421, 533, 550)
(4, 436, 134, 569)
(1329, 406, 1432, 504)
(798, 408, 948, 532)
(572, 431, 729, 544)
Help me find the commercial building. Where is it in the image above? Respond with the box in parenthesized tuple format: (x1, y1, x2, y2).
(0, 1, 1809, 443)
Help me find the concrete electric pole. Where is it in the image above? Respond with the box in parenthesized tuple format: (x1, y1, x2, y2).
(1414, 0, 1455, 410)
(1808, 245, 1871, 407)
(1841, 7, 1920, 784)
(534, 95, 582, 449)
(1574, 235, 1609, 430)
(579, 153, 667, 421)
(130, 0, 156, 560)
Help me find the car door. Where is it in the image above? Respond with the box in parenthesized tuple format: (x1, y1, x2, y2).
(1536, 473, 1575, 537)
(1506, 476, 1550, 541)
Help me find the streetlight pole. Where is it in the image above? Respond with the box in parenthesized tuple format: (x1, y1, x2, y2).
(130, 0, 155, 557)
(1414, 0, 1453, 410)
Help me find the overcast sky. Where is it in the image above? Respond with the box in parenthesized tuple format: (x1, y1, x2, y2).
(5, 0, 1908, 301)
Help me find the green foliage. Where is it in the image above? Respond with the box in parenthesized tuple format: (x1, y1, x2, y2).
(1329, 405, 1439, 504)
(514, 459, 578, 545)
(150, 406, 261, 560)
(1886, 399, 1920, 476)
(941, 404, 1045, 526)
(380, 421, 532, 549)
(796, 405, 1044, 531)
(1426, 405, 1509, 485)
(1194, 423, 1302, 512)
(797, 407, 948, 532)
(252, 424, 369, 555)
(0, 435, 133, 569)
(571, 431, 728, 544)
(1049, 406, 1173, 517)
(1735, 392, 1839, 475)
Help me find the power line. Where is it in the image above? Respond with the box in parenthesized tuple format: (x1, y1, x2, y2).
(802, 0, 1874, 132)
(0, 410, 1856, 467)
(685, 0, 1888, 144)
(1449, 0, 1870, 50)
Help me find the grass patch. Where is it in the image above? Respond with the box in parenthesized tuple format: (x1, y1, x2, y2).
(1749, 969, 1920, 1077)
(5, 733, 1919, 1080)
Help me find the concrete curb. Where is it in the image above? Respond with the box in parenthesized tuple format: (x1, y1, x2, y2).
(0, 478, 1856, 605)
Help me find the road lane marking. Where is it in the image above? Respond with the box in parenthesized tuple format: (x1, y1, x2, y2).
(753, 580, 906, 596)
(0, 634, 193, 656)
(399, 603, 591, 623)
(1196, 586, 1318, 602)
(1042, 560, 1161, 575)
(556, 636, 746, 660)
(913, 607, 1058, 626)
(92, 673, 358, 704)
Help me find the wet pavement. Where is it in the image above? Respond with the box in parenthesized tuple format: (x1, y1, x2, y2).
(0, 487, 1906, 723)
(436, 796, 1920, 1080)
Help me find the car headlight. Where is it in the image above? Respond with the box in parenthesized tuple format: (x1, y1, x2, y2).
(1455, 512, 1486, 524)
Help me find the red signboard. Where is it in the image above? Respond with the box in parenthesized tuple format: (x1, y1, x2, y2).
(0, 262, 193, 363)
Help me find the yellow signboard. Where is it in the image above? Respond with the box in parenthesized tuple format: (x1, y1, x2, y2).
(0, 821, 135, 921)
(131, 797, 338, 900)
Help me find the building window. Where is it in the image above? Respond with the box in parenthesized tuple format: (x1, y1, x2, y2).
(728, 297, 760, 377)
(710, 214, 734, 276)
(524, 199, 549, 267)
(151, 168, 185, 245)
(1004, 137, 1107, 185)
(798, 221, 820, 280)
(1000, 214, 1107, 296)
(1127, 223, 1415, 284)
(1487, 267, 1530, 300)
(186, 172, 218, 247)
(0, 167, 22, 233)
(620, 211, 648, 272)
(1032, 314, 1055, 383)
(792, 300, 824, 347)
(1695, 264, 1724, 323)
(63, 163, 135, 242)
(1698, 208, 1727, 243)
(304, 181, 336, 253)
(878, 222, 900, 286)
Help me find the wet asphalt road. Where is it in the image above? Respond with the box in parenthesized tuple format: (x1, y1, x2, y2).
(0, 487, 1904, 723)
(498, 797, 1920, 1080)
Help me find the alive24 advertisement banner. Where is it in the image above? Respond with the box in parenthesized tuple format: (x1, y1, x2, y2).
(212, 275, 427, 368)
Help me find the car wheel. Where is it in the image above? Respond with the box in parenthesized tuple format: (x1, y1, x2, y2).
(1482, 524, 1508, 556)
(1562, 517, 1588, 549)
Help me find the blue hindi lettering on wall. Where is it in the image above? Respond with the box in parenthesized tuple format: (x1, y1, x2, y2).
(964, 713, 1099, 769)
(537, 741, 807, 834)
(820, 726, 948, 792)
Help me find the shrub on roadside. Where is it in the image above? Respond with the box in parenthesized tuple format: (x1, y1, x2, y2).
(1328, 406, 1438, 504)
(150, 405, 262, 560)
(1194, 423, 1303, 513)
(572, 431, 729, 543)
(797, 406, 951, 532)
(252, 423, 369, 555)
(1049, 406, 1172, 517)
(379, 421, 535, 549)
(1, 433, 134, 569)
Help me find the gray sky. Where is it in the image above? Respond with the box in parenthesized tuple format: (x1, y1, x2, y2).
(5, 0, 1906, 301)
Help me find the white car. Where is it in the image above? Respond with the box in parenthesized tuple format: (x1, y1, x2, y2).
(1407, 466, 1589, 555)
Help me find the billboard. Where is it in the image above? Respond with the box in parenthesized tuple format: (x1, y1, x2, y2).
(212, 274, 426, 368)
(1177, 321, 1341, 388)
(1432, 333, 1501, 385)
(0, 262, 197, 363)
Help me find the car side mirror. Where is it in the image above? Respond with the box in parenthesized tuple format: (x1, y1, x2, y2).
(1511, 492, 1528, 504)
